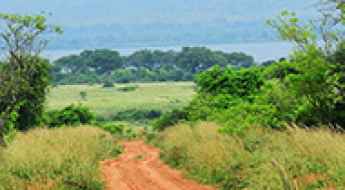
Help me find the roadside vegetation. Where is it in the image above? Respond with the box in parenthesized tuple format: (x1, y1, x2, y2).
(0, 127, 121, 190)
(154, 123, 345, 189)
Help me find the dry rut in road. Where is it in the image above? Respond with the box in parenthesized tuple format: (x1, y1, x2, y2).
(102, 140, 216, 190)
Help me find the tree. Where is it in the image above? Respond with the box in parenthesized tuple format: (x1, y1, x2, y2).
(267, 1, 345, 55)
(81, 49, 123, 75)
(0, 13, 61, 137)
(176, 47, 228, 74)
(267, 1, 345, 126)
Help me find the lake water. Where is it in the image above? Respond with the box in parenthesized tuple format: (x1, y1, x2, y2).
(43, 41, 294, 63)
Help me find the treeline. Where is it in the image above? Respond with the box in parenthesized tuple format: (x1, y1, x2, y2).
(51, 47, 255, 84)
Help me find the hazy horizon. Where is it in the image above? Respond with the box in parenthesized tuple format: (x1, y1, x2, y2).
(0, 0, 317, 26)
(0, 0, 318, 50)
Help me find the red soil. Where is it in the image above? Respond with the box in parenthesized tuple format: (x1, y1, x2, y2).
(102, 140, 216, 190)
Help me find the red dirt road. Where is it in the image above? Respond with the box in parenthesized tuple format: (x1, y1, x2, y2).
(102, 140, 216, 190)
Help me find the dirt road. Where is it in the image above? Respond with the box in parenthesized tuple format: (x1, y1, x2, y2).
(102, 140, 216, 190)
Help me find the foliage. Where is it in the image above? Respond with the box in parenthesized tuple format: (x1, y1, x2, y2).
(0, 127, 121, 190)
(0, 57, 51, 131)
(44, 104, 95, 128)
(96, 122, 125, 135)
(96, 122, 140, 139)
(79, 91, 87, 101)
(267, 10, 317, 51)
(195, 65, 263, 97)
(152, 109, 188, 131)
(154, 123, 345, 190)
(111, 109, 161, 122)
(102, 80, 115, 88)
(117, 85, 138, 92)
(186, 46, 343, 131)
(0, 13, 60, 136)
(52, 48, 255, 84)
(181, 1, 345, 131)
(0, 13, 62, 56)
(329, 41, 345, 126)
(186, 66, 271, 132)
(265, 2, 345, 126)
(262, 60, 300, 80)
(0, 104, 21, 145)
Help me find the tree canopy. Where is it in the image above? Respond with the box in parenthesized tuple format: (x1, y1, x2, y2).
(52, 47, 256, 84)
(0, 13, 60, 143)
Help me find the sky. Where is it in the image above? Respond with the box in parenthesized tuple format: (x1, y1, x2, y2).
(0, 0, 317, 27)
(0, 0, 320, 53)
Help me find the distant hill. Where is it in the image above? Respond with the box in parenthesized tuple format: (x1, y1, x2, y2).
(0, 0, 318, 49)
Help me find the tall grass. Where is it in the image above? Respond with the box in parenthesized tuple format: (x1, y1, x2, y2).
(0, 127, 121, 190)
(154, 123, 345, 189)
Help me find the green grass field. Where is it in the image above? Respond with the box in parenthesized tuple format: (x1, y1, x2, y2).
(46, 82, 196, 119)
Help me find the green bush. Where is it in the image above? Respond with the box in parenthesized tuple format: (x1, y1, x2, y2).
(117, 85, 138, 92)
(153, 109, 188, 131)
(44, 104, 95, 128)
(187, 66, 271, 132)
(112, 109, 161, 122)
(97, 123, 125, 135)
(102, 81, 114, 88)
(186, 45, 345, 131)
(80, 91, 88, 100)
(196, 65, 264, 98)
(262, 60, 300, 80)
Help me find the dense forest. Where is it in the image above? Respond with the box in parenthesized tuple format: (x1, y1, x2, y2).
(52, 47, 256, 84)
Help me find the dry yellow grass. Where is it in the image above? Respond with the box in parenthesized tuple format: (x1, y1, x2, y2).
(155, 123, 345, 189)
(0, 126, 120, 190)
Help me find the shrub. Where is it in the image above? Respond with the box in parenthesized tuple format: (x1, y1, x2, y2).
(102, 81, 114, 88)
(186, 65, 269, 132)
(187, 94, 241, 121)
(215, 102, 282, 133)
(117, 85, 138, 92)
(153, 109, 188, 131)
(80, 91, 88, 101)
(45, 104, 95, 128)
(196, 65, 264, 98)
(262, 60, 300, 80)
(97, 123, 125, 135)
(112, 109, 162, 122)
(187, 45, 344, 131)
(0, 127, 121, 190)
